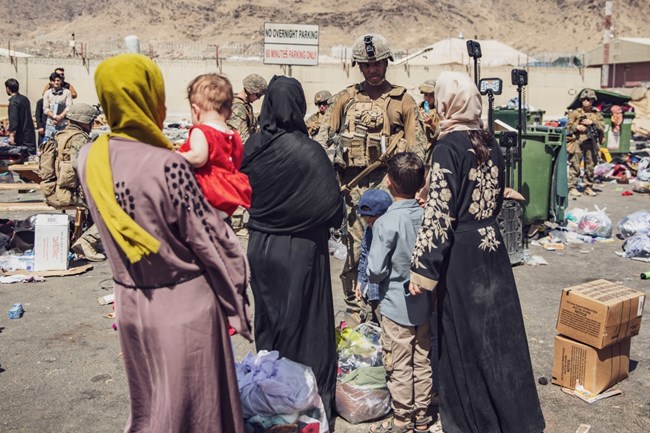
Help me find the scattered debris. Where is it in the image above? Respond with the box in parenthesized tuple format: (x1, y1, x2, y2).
(0, 274, 44, 284)
(1, 264, 93, 277)
(561, 386, 622, 404)
(97, 293, 115, 306)
(8, 303, 24, 319)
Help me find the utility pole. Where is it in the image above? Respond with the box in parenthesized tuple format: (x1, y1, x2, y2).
(601, 1, 613, 87)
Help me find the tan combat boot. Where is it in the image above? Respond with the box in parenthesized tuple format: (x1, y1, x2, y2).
(583, 187, 598, 196)
(569, 187, 582, 197)
(72, 238, 106, 262)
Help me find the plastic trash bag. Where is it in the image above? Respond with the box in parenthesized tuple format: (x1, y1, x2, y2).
(335, 382, 391, 424)
(578, 206, 612, 238)
(618, 210, 650, 239)
(328, 228, 347, 260)
(565, 208, 588, 224)
(623, 234, 650, 258)
(594, 163, 615, 179)
(637, 157, 650, 181)
(337, 323, 383, 375)
(236, 351, 321, 419)
(633, 181, 650, 193)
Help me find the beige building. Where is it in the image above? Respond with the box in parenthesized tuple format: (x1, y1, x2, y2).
(584, 38, 650, 88)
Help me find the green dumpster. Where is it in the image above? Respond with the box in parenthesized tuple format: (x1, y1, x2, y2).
(509, 126, 568, 225)
(602, 111, 635, 154)
(494, 108, 545, 129)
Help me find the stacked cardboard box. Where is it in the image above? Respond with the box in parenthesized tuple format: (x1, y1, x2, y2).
(552, 279, 645, 394)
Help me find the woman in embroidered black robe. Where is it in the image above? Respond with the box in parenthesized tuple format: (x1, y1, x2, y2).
(408, 72, 545, 433)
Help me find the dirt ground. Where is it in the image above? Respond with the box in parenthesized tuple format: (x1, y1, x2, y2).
(0, 180, 649, 433)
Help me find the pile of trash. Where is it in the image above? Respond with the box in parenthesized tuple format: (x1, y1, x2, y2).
(527, 207, 614, 262)
(335, 322, 391, 424)
(163, 121, 191, 149)
(594, 155, 650, 192)
(236, 350, 328, 433)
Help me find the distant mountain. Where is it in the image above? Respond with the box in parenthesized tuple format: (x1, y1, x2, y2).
(3, 0, 648, 58)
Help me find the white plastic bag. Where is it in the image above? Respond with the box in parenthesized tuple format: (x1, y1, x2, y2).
(328, 229, 347, 260)
(623, 234, 650, 258)
(578, 206, 612, 238)
(618, 210, 650, 239)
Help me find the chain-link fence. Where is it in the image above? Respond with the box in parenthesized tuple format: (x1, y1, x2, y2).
(6, 39, 585, 67)
(7, 40, 266, 60)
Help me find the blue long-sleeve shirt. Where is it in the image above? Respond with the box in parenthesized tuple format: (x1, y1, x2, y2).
(357, 226, 380, 301)
(367, 199, 431, 326)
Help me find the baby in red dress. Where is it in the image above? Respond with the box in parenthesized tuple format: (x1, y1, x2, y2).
(178, 73, 252, 218)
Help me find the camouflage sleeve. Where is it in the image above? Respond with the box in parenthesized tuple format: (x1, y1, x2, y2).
(328, 93, 350, 135)
(566, 110, 581, 135)
(228, 104, 250, 143)
(70, 136, 89, 172)
(306, 113, 319, 137)
(403, 95, 427, 161)
(314, 115, 331, 148)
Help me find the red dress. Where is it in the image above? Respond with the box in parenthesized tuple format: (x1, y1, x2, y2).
(179, 124, 251, 215)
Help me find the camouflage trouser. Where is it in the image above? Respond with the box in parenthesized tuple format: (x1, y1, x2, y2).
(568, 140, 597, 188)
(230, 206, 249, 236)
(340, 167, 388, 318)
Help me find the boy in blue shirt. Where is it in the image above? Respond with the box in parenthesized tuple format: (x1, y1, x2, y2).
(355, 189, 393, 324)
(367, 152, 432, 433)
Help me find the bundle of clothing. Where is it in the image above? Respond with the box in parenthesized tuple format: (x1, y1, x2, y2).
(236, 351, 328, 433)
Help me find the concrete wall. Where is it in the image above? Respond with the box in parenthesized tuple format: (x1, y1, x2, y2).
(1, 56, 601, 121)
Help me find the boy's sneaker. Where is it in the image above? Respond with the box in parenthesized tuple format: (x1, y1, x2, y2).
(583, 187, 598, 196)
(569, 187, 582, 197)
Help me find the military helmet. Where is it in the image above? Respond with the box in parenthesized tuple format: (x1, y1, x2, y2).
(314, 90, 332, 105)
(580, 89, 597, 100)
(419, 79, 436, 95)
(351, 34, 394, 66)
(243, 74, 268, 96)
(66, 103, 99, 124)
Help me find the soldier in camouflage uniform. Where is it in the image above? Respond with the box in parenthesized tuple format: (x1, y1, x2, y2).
(326, 34, 425, 324)
(566, 89, 604, 197)
(39, 104, 105, 261)
(227, 74, 268, 144)
(227, 74, 267, 235)
(417, 79, 441, 161)
(306, 90, 332, 138)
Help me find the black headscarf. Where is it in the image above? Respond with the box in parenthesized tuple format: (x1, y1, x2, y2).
(241, 76, 343, 234)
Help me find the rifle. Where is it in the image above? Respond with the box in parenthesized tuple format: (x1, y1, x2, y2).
(579, 115, 601, 153)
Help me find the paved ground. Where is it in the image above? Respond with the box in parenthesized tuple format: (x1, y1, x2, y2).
(0, 181, 649, 433)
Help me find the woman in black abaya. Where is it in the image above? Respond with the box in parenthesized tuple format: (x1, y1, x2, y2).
(240, 76, 344, 423)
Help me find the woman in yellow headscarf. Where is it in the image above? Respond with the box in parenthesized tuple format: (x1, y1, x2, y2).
(77, 54, 251, 433)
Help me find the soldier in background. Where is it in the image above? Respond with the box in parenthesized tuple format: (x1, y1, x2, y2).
(306, 90, 332, 138)
(39, 103, 105, 261)
(227, 74, 268, 144)
(418, 79, 440, 159)
(566, 89, 604, 197)
(327, 33, 424, 324)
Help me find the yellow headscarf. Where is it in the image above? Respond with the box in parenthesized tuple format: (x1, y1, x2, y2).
(86, 54, 172, 263)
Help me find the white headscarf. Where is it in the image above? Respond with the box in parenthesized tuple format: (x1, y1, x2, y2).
(435, 71, 482, 138)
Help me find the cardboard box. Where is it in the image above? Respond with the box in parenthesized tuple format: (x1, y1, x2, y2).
(552, 335, 630, 394)
(556, 279, 645, 349)
(34, 214, 70, 271)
